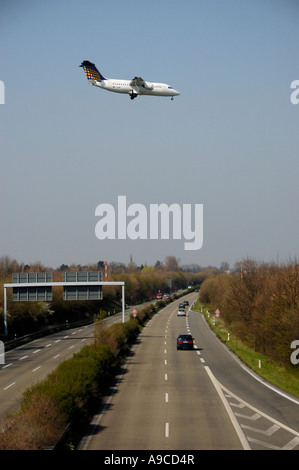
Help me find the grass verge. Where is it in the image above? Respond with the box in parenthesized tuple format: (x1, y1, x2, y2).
(192, 301, 299, 398)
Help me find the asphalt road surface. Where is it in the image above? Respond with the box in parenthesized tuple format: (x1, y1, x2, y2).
(79, 293, 299, 451)
(0, 304, 135, 417)
(0, 323, 95, 417)
(1, 291, 298, 451)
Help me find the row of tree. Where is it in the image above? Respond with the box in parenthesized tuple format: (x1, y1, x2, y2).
(199, 258, 299, 367)
(0, 255, 218, 340)
(0, 255, 225, 279)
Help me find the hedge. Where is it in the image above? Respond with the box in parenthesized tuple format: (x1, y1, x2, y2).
(0, 318, 143, 450)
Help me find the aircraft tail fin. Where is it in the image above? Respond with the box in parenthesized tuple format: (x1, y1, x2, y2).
(80, 60, 106, 81)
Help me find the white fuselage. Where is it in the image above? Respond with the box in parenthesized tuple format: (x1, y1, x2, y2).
(89, 78, 180, 98)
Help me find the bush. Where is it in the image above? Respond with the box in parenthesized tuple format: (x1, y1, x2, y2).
(94, 319, 141, 355)
(0, 320, 139, 450)
(0, 395, 65, 450)
(21, 343, 115, 423)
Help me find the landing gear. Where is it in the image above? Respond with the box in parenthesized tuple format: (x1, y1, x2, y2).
(130, 92, 138, 100)
(171, 96, 174, 101)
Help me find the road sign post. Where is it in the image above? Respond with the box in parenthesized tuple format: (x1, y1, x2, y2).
(132, 308, 137, 318)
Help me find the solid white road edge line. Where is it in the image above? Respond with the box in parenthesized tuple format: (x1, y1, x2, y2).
(195, 309, 299, 406)
(217, 374, 299, 438)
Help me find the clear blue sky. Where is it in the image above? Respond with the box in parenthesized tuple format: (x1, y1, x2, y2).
(1, 0, 299, 269)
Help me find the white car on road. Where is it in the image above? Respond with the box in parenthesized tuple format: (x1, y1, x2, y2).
(177, 309, 186, 316)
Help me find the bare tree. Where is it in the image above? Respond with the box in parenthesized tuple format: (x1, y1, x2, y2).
(164, 256, 180, 272)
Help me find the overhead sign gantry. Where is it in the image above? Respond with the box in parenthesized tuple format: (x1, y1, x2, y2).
(3, 272, 125, 337)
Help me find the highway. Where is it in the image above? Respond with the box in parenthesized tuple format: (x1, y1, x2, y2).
(79, 292, 299, 451)
(0, 307, 133, 418)
(0, 323, 95, 417)
(1, 291, 299, 451)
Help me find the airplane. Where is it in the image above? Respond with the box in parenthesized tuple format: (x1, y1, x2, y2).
(80, 60, 180, 100)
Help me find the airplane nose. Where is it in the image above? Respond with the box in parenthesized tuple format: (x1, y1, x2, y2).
(174, 89, 180, 96)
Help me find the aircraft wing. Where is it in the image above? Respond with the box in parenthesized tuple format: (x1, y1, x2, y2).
(130, 76, 146, 87)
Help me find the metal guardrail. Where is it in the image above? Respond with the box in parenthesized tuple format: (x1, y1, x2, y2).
(3, 318, 94, 350)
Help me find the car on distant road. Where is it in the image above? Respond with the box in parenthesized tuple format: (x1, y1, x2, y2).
(163, 293, 172, 299)
(179, 303, 186, 309)
(177, 309, 186, 316)
(176, 334, 194, 350)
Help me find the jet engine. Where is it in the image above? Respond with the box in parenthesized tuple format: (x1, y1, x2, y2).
(143, 82, 154, 90)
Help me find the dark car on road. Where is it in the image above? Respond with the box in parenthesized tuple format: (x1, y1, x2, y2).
(176, 334, 194, 350)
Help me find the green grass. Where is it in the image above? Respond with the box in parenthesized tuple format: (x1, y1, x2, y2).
(193, 301, 299, 398)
